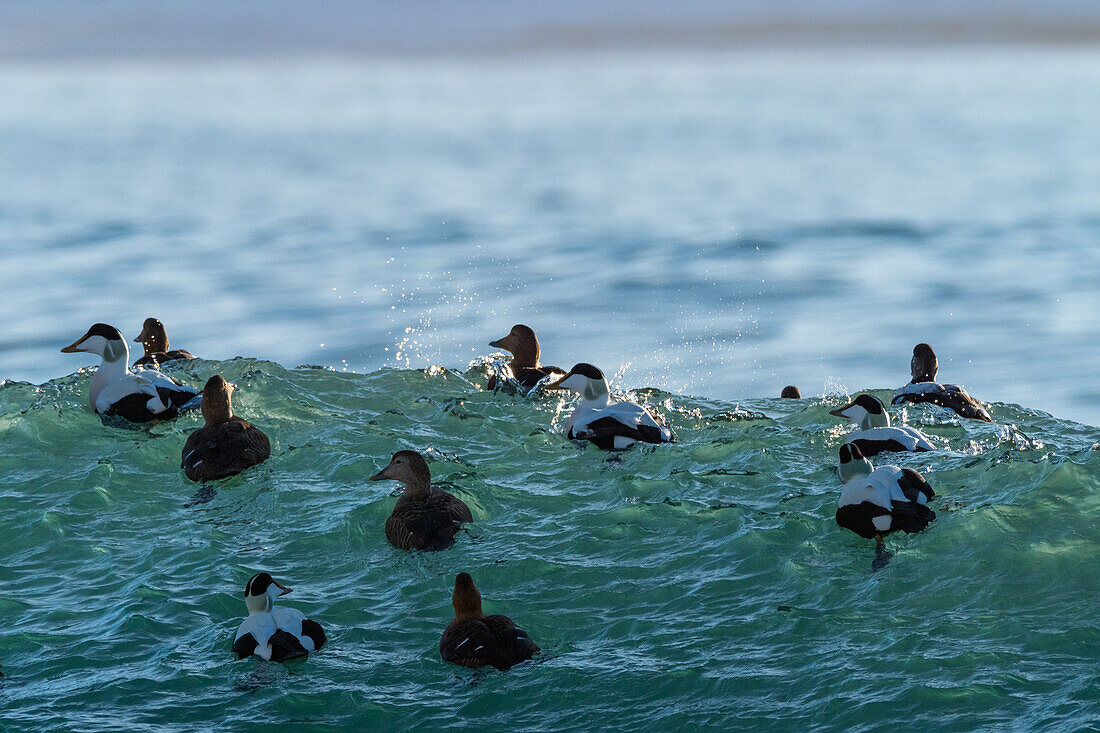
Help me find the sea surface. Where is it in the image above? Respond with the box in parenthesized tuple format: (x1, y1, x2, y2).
(2, 47, 1100, 731)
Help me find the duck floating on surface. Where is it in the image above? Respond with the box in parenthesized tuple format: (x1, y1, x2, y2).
(370, 450, 473, 551)
(892, 343, 992, 422)
(61, 323, 201, 422)
(547, 363, 672, 450)
(830, 393, 935, 456)
(232, 572, 326, 662)
(835, 443, 936, 540)
(440, 572, 539, 671)
(133, 317, 196, 368)
(181, 376, 271, 482)
(487, 324, 565, 391)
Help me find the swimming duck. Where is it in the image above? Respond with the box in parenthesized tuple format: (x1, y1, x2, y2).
(781, 385, 801, 398)
(133, 318, 197, 368)
(835, 443, 936, 542)
(487, 324, 565, 391)
(232, 572, 326, 662)
(181, 376, 271, 482)
(61, 323, 201, 422)
(369, 450, 473, 551)
(829, 394, 935, 456)
(440, 572, 539, 671)
(891, 343, 992, 422)
(546, 363, 672, 450)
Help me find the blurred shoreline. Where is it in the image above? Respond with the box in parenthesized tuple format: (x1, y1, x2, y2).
(2, 3, 1100, 61)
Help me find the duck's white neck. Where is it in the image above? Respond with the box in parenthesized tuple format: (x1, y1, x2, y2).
(89, 345, 131, 407)
(860, 411, 890, 431)
(838, 457, 874, 484)
(579, 379, 610, 407)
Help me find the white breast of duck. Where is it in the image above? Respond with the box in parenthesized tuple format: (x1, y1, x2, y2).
(547, 363, 672, 450)
(836, 444, 936, 538)
(61, 323, 201, 419)
(233, 573, 325, 662)
(829, 394, 933, 455)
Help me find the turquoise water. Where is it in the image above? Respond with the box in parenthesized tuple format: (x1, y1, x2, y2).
(2, 358, 1099, 730)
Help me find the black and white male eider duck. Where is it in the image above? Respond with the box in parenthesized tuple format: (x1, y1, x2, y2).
(181, 376, 271, 482)
(369, 450, 473, 551)
(892, 343, 992, 422)
(133, 317, 196, 368)
(835, 443, 936, 544)
(829, 393, 935, 457)
(232, 572, 327, 662)
(487, 324, 565, 391)
(440, 572, 539, 671)
(546, 363, 672, 450)
(61, 323, 201, 422)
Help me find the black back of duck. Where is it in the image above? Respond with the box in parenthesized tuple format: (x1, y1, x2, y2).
(385, 490, 472, 551)
(182, 417, 271, 482)
(440, 615, 539, 670)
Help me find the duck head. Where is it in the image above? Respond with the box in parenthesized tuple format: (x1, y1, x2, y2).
(243, 571, 291, 614)
(837, 443, 874, 484)
(781, 385, 801, 399)
(911, 343, 938, 383)
(830, 394, 891, 430)
(135, 317, 170, 354)
(452, 572, 485, 620)
(489, 324, 541, 368)
(61, 323, 129, 363)
(201, 375, 235, 427)
(370, 450, 432, 498)
(546, 363, 610, 403)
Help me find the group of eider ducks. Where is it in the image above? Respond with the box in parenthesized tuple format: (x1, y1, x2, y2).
(57, 319, 993, 668)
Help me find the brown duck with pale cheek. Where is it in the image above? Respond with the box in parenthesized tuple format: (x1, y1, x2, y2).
(133, 318, 196, 368)
(181, 376, 271, 482)
(487, 324, 564, 390)
(370, 451, 472, 551)
(440, 572, 539, 671)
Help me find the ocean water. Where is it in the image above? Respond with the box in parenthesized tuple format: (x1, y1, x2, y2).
(2, 46, 1100, 730)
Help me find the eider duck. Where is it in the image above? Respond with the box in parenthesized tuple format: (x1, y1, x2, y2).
(836, 443, 936, 543)
(440, 572, 539, 671)
(547, 363, 672, 450)
(61, 323, 201, 422)
(829, 394, 935, 457)
(369, 450, 472, 551)
(181, 376, 271, 482)
(487, 324, 565, 391)
(891, 343, 992, 422)
(781, 385, 801, 398)
(232, 572, 326, 662)
(133, 317, 196, 368)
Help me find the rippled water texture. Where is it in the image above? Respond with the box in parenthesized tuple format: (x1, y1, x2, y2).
(2, 49, 1100, 422)
(2, 359, 1099, 730)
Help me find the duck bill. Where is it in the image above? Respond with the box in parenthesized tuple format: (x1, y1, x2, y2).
(369, 467, 390, 481)
(829, 403, 854, 417)
(60, 335, 88, 353)
(489, 336, 510, 349)
(545, 374, 569, 390)
(273, 581, 292, 596)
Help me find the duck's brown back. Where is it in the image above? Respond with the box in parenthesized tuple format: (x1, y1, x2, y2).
(385, 490, 472, 551)
(181, 417, 271, 482)
(440, 614, 539, 670)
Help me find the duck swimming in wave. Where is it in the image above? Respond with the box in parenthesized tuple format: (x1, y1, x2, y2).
(440, 572, 539, 671)
(835, 443, 936, 544)
(133, 317, 196, 368)
(232, 572, 326, 662)
(892, 343, 992, 422)
(61, 323, 201, 422)
(830, 394, 935, 456)
(547, 363, 672, 450)
(487, 324, 565, 391)
(370, 451, 473, 551)
(181, 376, 271, 482)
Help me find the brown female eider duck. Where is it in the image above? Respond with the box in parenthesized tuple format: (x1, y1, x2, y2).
(61, 323, 201, 422)
(133, 317, 196, 368)
(232, 572, 326, 662)
(891, 343, 992, 421)
(369, 450, 472, 551)
(781, 385, 801, 398)
(181, 376, 271, 482)
(440, 573, 539, 671)
(547, 363, 672, 450)
(487, 324, 565, 390)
